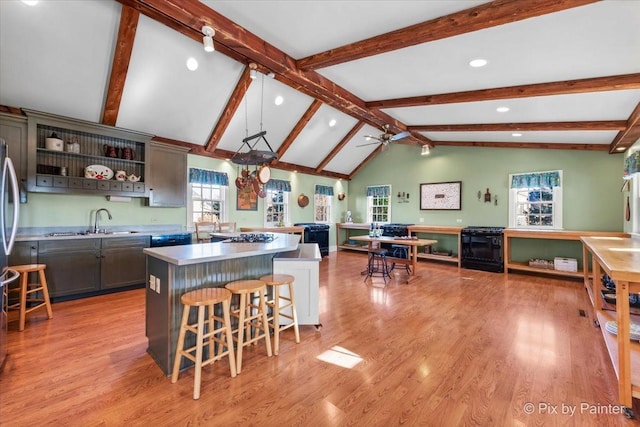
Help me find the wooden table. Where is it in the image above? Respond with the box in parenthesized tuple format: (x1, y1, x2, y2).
(350, 235, 437, 284)
(581, 236, 640, 416)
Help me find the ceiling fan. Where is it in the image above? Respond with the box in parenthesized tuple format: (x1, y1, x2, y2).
(357, 124, 410, 151)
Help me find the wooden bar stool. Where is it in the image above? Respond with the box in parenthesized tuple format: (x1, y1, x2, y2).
(259, 274, 300, 356)
(224, 280, 272, 374)
(171, 287, 236, 400)
(7, 264, 53, 331)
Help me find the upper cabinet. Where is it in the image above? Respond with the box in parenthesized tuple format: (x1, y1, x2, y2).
(0, 112, 28, 202)
(24, 109, 152, 197)
(146, 141, 189, 207)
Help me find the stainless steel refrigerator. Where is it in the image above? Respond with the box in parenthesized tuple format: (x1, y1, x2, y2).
(0, 138, 20, 371)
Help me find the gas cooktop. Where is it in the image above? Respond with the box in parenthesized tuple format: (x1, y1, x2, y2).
(224, 233, 276, 243)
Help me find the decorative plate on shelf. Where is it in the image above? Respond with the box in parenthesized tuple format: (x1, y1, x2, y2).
(85, 165, 114, 180)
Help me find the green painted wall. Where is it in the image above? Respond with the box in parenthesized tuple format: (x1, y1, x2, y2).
(347, 144, 625, 264)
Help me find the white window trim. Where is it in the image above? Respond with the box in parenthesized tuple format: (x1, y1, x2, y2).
(366, 185, 392, 224)
(313, 190, 332, 224)
(264, 189, 289, 227)
(508, 170, 563, 230)
(187, 182, 228, 231)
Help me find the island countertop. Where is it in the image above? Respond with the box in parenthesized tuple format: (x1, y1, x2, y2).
(143, 233, 300, 266)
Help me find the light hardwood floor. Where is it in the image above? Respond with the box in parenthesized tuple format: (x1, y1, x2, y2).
(1, 251, 638, 426)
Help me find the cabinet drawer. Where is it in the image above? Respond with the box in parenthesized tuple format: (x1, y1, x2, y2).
(110, 181, 122, 191)
(52, 176, 68, 188)
(38, 238, 100, 254)
(83, 180, 97, 190)
(101, 235, 150, 249)
(134, 183, 145, 193)
(97, 180, 110, 191)
(122, 182, 133, 192)
(69, 178, 83, 188)
(36, 174, 53, 187)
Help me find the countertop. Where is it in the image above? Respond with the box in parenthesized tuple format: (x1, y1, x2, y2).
(15, 225, 187, 242)
(143, 233, 301, 266)
(275, 243, 321, 262)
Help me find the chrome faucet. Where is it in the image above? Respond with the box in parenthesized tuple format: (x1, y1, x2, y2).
(93, 208, 113, 234)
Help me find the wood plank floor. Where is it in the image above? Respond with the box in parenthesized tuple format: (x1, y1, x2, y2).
(1, 251, 638, 426)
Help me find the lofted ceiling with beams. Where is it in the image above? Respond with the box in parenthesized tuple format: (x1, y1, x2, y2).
(1, 0, 639, 181)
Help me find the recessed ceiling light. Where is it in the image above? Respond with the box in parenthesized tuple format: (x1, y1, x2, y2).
(329, 119, 337, 127)
(274, 95, 284, 106)
(496, 106, 510, 113)
(512, 133, 522, 137)
(469, 58, 487, 68)
(21, 0, 38, 5)
(186, 57, 198, 71)
(616, 147, 625, 151)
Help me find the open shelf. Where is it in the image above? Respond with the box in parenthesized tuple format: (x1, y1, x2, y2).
(506, 260, 585, 278)
(417, 253, 458, 264)
(596, 310, 640, 398)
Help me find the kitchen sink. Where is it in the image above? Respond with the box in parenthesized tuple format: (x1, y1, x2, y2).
(105, 231, 139, 235)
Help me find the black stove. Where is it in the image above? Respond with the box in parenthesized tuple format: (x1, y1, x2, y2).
(225, 233, 276, 243)
(461, 226, 505, 273)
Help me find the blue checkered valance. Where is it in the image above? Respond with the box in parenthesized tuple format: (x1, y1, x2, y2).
(315, 185, 334, 196)
(510, 171, 561, 189)
(265, 179, 291, 192)
(188, 168, 229, 186)
(366, 185, 390, 197)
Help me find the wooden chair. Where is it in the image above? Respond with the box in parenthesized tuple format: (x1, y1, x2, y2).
(259, 274, 300, 356)
(195, 221, 218, 243)
(217, 222, 236, 232)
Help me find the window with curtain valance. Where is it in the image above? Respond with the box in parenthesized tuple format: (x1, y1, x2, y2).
(188, 168, 229, 186)
(508, 170, 563, 229)
(265, 179, 291, 192)
(315, 185, 334, 196)
(314, 185, 333, 223)
(366, 185, 391, 223)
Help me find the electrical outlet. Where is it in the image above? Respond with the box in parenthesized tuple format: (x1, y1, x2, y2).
(155, 278, 161, 294)
(456, 219, 462, 223)
(419, 218, 424, 223)
(149, 275, 156, 291)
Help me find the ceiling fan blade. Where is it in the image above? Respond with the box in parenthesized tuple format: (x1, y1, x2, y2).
(363, 134, 382, 142)
(356, 141, 381, 147)
(389, 131, 410, 141)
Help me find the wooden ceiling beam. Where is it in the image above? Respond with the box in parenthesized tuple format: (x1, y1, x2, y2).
(432, 141, 610, 151)
(272, 100, 323, 166)
(297, 0, 598, 71)
(102, 5, 139, 126)
(366, 73, 640, 109)
(205, 66, 253, 152)
(408, 121, 627, 132)
(316, 122, 365, 173)
(120, 0, 411, 138)
(609, 101, 640, 153)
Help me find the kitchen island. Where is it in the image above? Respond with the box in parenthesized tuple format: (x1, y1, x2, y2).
(144, 233, 301, 375)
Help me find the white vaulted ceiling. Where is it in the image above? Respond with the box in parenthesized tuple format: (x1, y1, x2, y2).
(1, 0, 639, 180)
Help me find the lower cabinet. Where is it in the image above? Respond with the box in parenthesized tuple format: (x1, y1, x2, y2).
(38, 239, 101, 298)
(12, 236, 150, 301)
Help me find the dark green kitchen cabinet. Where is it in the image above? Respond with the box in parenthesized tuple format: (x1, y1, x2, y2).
(100, 236, 149, 289)
(38, 239, 101, 298)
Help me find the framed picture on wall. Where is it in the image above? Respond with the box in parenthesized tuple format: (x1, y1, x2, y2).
(237, 185, 257, 211)
(420, 181, 462, 210)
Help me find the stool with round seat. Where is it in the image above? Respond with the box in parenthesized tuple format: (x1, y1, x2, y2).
(224, 279, 272, 374)
(171, 287, 237, 400)
(364, 248, 391, 282)
(7, 264, 53, 331)
(259, 274, 300, 356)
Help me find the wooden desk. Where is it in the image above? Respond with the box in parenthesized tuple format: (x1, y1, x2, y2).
(240, 226, 305, 243)
(350, 235, 437, 284)
(581, 236, 640, 414)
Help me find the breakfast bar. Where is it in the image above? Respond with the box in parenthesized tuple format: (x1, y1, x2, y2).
(143, 233, 300, 375)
